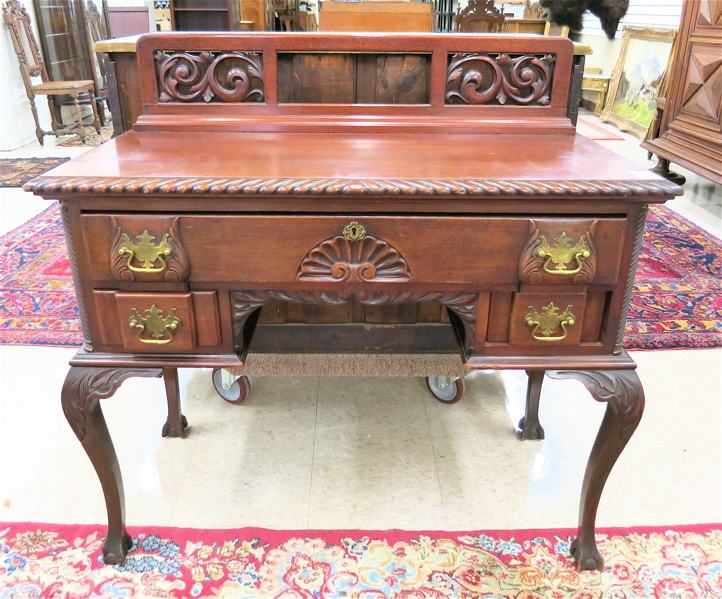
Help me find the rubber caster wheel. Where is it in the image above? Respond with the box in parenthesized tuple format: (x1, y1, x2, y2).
(426, 376, 465, 404)
(212, 368, 250, 404)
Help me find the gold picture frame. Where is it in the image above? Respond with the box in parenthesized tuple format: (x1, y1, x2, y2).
(600, 26, 677, 139)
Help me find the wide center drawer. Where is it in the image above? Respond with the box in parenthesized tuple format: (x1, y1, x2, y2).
(81, 214, 626, 286)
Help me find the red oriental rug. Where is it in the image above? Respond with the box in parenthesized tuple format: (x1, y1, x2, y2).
(0, 203, 720, 350)
(0, 522, 719, 598)
(576, 118, 625, 141)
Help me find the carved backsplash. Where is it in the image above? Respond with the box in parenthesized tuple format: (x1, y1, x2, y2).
(446, 53, 556, 106)
(154, 50, 265, 103)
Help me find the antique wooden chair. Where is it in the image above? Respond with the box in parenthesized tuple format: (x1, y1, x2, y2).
(2, 0, 101, 145)
(454, 0, 505, 33)
(83, 0, 110, 125)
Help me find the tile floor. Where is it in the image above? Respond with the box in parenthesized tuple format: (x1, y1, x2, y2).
(1, 114, 720, 534)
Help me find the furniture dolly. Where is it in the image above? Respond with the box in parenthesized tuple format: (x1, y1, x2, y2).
(25, 31, 682, 571)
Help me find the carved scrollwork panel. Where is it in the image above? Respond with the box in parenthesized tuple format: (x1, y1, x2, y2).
(230, 290, 478, 357)
(446, 53, 556, 106)
(297, 235, 412, 282)
(518, 220, 598, 284)
(154, 50, 265, 103)
(110, 217, 190, 282)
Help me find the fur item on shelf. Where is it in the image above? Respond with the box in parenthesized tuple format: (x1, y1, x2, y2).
(539, 0, 630, 39)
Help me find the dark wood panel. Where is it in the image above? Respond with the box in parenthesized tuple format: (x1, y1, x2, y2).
(251, 323, 460, 353)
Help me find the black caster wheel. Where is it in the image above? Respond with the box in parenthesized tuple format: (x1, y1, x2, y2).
(212, 368, 250, 404)
(426, 376, 465, 404)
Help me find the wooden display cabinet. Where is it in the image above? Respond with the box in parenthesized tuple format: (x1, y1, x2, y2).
(32, 0, 110, 121)
(169, 0, 242, 30)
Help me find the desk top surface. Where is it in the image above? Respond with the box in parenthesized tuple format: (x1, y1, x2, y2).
(28, 130, 680, 201)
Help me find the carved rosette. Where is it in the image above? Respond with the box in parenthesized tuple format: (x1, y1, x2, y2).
(110, 217, 190, 282)
(231, 290, 478, 357)
(518, 221, 597, 284)
(446, 53, 555, 106)
(297, 235, 411, 282)
(155, 50, 264, 103)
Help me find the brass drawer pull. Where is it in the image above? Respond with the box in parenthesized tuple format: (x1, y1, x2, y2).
(118, 230, 174, 273)
(128, 304, 182, 344)
(535, 232, 591, 276)
(343, 222, 366, 242)
(524, 302, 576, 341)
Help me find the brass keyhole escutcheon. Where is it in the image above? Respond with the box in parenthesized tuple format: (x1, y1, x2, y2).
(524, 302, 576, 341)
(343, 222, 366, 242)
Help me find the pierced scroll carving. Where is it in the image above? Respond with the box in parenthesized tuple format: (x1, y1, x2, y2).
(231, 290, 478, 357)
(155, 50, 264, 103)
(110, 217, 190, 282)
(518, 221, 598, 284)
(446, 53, 555, 106)
(297, 235, 412, 282)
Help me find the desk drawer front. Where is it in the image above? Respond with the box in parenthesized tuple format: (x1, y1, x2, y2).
(82, 215, 626, 286)
(92, 290, 221, 352)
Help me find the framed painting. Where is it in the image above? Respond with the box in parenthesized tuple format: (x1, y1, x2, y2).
(600, 26, 677, 139)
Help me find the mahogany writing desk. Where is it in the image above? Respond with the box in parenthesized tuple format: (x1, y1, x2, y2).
(26, 32, 682, 571)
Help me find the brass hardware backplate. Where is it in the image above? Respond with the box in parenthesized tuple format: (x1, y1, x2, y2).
(128, 304, 182, 344)
(343, 222, 366, 242)
(118, 230, 174, 273)
(524, 302, 576, 341)
(535, 232, 591, 275)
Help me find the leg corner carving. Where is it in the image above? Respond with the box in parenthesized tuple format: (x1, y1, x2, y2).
(61, 366, 162, 565)
(546, 368, 644, 572)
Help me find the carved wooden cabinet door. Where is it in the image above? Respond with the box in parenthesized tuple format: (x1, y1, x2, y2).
(645, 0, 722, 183)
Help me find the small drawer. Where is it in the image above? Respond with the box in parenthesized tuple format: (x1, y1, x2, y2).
(92, 290, 221, 352)
(82, 214, 191, 284)
(508, 292, 587, 347)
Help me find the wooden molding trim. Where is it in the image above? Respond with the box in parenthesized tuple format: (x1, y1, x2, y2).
(25, 177, 683, 198)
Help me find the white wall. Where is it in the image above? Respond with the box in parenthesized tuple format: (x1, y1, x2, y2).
(0, 0, 51, 151)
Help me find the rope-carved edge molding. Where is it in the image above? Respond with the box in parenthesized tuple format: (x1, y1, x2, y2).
(24, 178, 683, 198)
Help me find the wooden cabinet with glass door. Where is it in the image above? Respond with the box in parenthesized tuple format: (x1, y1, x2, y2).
(32, 0, 110, 125)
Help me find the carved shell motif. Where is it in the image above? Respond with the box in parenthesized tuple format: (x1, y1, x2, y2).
(297, 235, 411, 282)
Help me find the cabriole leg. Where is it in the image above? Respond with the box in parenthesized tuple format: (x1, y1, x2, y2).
(518, 369, 545, 440)
(61, 366, 162, 565)
(547, 369, 644, 571)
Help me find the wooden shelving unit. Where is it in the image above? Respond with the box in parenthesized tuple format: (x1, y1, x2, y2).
(170, 0, 241, 30)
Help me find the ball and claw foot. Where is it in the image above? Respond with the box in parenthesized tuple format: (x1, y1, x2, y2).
(162, 414, 188, 438)
(517, 416, 545, 440)
(570, 536, 604, 571)
(102, 530, 133, 566)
